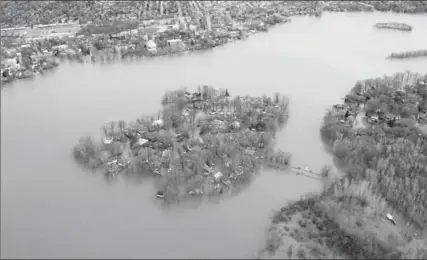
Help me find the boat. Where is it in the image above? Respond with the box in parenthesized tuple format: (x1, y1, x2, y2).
(188, 189, 204, 195)
(156, 191, 165, 199)
(386, 213, 397, 225)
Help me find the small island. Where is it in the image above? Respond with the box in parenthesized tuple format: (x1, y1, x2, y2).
(260, 71, 427, 259)
(374, 22, 413, 31)
(74, 86, 292, 203)
(387, 49, 427, 60)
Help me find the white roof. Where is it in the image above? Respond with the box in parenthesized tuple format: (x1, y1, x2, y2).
(137, 138, 148, 146)
(214, 172, 223, 179)
(103, 136, 113, 144)
(147, 40, 157, 48)
(152, 120, 164, 126)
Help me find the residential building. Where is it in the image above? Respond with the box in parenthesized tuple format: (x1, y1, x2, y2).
(146, 40, 157, 53)
(167, 39, 185, 49)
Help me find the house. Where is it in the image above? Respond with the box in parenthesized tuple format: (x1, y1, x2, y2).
(219, 153, 227, 159)
(30, 54, 42, 63)
(211, 23, 222, 30)
(166, 24, 179, 30)
(146, 40, 157, 53)
(229, 31, 240, 38)
(367, 115, 379, 123)
(152, 119, 164, 128)
(167, 39, 185, 49)
(235, 166, 244, 176)
(203, 165, 214, 176)
(379, 112, 397, 122)
(4, 58, 20, 69)
(161, 150, 171, 162)
(102, 135, 114, 144)
(224, 158, 233, 168)
(230, 121, 241, 130)
(188, 188, 204, 195)
(333, 104, 345, 110)
(131, 138, 148, 148)
(248, 20, 265, 29)
(213, 171, 224, 181)
(53, 44, 69, 51)
(244, 148, 257, 156)
(385, 213, 397, 225)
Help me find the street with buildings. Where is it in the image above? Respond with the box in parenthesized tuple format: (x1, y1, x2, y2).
(1, 1, 426, 85)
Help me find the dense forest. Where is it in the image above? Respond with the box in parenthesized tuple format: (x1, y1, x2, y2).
(260, 71, 427, 259)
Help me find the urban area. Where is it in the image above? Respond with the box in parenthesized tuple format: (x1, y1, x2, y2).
(2, 1, 426, 85)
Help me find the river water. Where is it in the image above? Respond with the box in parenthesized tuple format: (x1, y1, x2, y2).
(1, 13, 426, 259)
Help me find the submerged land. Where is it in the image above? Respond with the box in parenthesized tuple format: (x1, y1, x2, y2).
(259, 71, 427, 259)
(74, 86, 293, 203)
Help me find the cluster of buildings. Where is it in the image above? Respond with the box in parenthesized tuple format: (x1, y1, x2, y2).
(335, 77, 427, 133)
(74, 86, 290, 200)
(1, 1, 378, 85)
(0, 41, 62, 85)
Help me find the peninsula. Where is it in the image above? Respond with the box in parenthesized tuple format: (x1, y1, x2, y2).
(260, 71, 427, 259)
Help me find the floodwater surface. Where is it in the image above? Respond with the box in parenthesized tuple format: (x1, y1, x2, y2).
(1, 12, 426, 258)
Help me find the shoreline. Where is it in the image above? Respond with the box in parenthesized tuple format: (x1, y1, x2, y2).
(260, 71, 427, 259)
(73, 86, 294, 203)
(2, 2, 426, 86)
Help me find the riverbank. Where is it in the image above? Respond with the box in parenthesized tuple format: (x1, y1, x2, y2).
(2, 1, 426, 86)
(1, 55, 60, 86)
(73, 86, 293, 203)
(260, 71, 427, 259)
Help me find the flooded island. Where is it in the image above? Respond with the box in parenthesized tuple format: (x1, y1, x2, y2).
(260, 71, 427, 259)
(387, 49, 427, 60)
(374, 22, 413, 31)
(74, 86, 292, 203)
